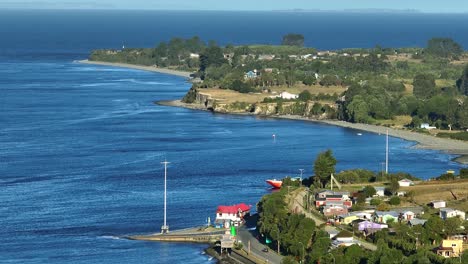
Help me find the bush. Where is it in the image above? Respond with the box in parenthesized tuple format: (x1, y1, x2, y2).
(389, 196, 401, 205)
(370, 199, 382, 206)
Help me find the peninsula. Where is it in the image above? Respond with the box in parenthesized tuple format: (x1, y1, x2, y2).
(85, 35, 468, 163)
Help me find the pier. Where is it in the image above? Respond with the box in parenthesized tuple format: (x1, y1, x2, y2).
(128, 226, 225, 243)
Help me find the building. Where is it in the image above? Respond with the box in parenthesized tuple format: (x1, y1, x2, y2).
(374, 211, 399, 224)
(333, 230, 359, 247)
(374, 187, 386, 197)
(323, 204, 348, 217)
(430, 200, 446, 209)
(338, 214, 359, 225)
(273, 91, 299, 100)
(420, 123, 437, 130)
(436, 239, 465, 258)
(189, 53, 200, 59)
(393, 207, 424, 221)
(357, 221, 388, 235)
(409, 218, 427, 227)
(398, 179, 414, 187)
(215, 203, 251, 227)
(244, 70, 258, 79)
(439, 208, 466, 220)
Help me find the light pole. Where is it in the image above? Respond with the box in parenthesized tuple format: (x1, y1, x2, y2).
(298, 241, 305, 263)
(161, 160, 170, 234)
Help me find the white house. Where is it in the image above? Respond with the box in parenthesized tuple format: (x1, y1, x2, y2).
(189, 53, 200, 59)
(215, 203, 251, 227)
(273, 91, 299, 100)
(439, 208, 466, 220)
(374, 187, 386, 197)
(398, 179, 414, 187)
(430, 200, 446, 209)
(420, 123, 437, 130)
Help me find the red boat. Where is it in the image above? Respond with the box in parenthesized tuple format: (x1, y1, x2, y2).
(266, 179, 282, 189)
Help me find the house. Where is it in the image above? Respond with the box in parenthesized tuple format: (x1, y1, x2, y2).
(353, 211, 374, 220)
(430, 200, 446, 209)
(323, 204, 348, 217)
(374, 211, 399, 224)
(393, 207, 424, 221)
(244, 70, 258, 79)
(338, 214, 359, 225)
(258, 54, 275, 61)
(439, 208, 466, 220)
(215, 203, 251, 227)
(374, 187, 386, 197)
(398, 179, 414, 187)
(333, 230, 359, 247)
(276, 91, 299, 100)
(316, 190, 335, 199)
(436, 239, 465, 258)
(409, 218, 427, 227)
(357, 221, 388, 235)
(420, 123, 437, 130)
(189, 53, 200, 59)
(397, 191, 407, 197)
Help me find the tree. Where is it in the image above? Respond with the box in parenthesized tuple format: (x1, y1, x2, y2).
(413, 74, 436, 99)
(456, 64, 468, 96)
(298, 90, 312, 101)
(425, 38, 463, 59)
(387, 178, 400, 196)
(313, 149, 337, 188)
(199, 45, 226, 74)
(282, 33, 305, 47)
(363, 185, 377, 197)
(444, 217, 462, 238)
(389, 196, 401, 205)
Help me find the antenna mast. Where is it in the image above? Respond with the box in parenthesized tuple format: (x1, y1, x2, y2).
(161, 160, 170, 234)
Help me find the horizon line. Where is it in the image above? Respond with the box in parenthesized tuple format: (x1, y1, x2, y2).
(0, 7, 467, 14)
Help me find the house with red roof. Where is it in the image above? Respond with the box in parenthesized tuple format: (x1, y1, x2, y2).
(215, 203, 251, 228)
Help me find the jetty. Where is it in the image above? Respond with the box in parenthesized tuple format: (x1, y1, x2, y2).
(128, 226, 225, 243)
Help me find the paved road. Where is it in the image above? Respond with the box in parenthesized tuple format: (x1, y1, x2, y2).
(237, 216, 283, 264)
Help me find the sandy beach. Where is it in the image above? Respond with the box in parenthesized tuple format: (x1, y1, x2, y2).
(158, 100, 468, 164)
(78, 60, 193, 78)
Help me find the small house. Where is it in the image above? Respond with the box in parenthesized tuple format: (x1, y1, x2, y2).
(338, 214, 359, 225)
(436, 239, 465, 258)
(409, 218, 427, 227)
(277, 91, 299, 100)
(374, 211, 399, 224)
(430, 200, 446, 209)
(332, 230, 359, 247)
(374, 187, 386, 197)
(439, 208, 466, 220)
(323, 204, 348, 217)
(189, 53, 200, 59)
(420, 123, 437, 130)
(215, 203, 251, 227)
(244, 70, 258, 79)
(357, 221, 388, 232)
(398, 179, 414, 187)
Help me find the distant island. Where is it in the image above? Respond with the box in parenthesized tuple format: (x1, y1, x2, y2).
(86, 35, 468, 163)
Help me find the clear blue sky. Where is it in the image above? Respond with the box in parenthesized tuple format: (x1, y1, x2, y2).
(0, 0, 467, 13)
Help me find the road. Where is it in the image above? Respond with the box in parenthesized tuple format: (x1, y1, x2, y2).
(237, 215, 284, 264)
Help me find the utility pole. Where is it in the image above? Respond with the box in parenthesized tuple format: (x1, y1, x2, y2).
(385, 129, 389, 174)
(299, 169, 304, 179)
(161, 160, 170, 234)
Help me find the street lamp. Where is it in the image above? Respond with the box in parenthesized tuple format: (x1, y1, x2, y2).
(298, 241, 305, 263)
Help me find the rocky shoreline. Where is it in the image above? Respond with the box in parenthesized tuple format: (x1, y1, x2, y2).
(158, 100, 468, 165)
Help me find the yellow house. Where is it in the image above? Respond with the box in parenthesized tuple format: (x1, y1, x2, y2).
(436, 239, 464, 258)
(339, 215, 358, 225)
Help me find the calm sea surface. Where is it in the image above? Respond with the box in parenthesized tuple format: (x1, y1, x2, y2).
(0, 10, 467, 263)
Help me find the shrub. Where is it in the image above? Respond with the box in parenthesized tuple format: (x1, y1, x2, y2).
(389, 196, 401, 205)
(370, 199, 382, 206)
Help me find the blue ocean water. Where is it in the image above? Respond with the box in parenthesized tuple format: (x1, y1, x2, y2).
(0, 10, 467, 263)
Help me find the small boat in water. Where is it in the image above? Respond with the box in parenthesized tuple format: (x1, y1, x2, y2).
(266, 179, 282, 189)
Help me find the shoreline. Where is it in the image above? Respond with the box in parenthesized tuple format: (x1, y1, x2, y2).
(158, 100, 468, 165)
(77, 60, 193, 78)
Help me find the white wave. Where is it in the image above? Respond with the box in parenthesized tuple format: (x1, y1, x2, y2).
(100, 235, 121, 240)
(79, 83, 115, 87)
(115, 78, 172, 85)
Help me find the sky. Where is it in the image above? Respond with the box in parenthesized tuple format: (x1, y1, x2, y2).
(0, 0, 467, 13)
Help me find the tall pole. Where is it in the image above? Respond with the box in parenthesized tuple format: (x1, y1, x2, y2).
(385, 129, 389, 174)
(299, 169, 304, 179)
(161, 160, 170, 233)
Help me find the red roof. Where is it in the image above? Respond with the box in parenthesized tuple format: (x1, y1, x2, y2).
(217, 203, 251, 214)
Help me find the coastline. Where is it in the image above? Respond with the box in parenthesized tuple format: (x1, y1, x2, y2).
(158, 100, 468, 165)
(77, 60, 193, 78)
